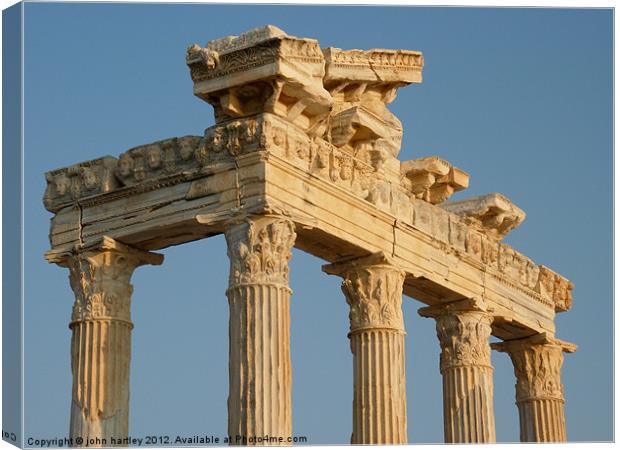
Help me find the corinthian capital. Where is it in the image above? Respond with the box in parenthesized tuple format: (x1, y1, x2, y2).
(61, 237, 164, 325)
(323, 252, 405, 333)
(225, 216, 297, 286)
(492, 333, 576, 403)
(419, 299, 493, 372)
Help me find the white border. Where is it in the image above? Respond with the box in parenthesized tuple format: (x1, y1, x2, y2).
(0, 2, 615, 450)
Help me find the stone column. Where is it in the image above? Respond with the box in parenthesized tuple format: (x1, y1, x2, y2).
(323, 252, 407, 445)
(419, 299, 496, 443)
(62, 237, 163, 447)
(224, 216, 297, 446)
(492, 333, 576, 442)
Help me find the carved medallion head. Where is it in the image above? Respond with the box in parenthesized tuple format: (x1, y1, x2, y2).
(146, 145, 162, 169)
(54, 174, 71, 196)
(70, 178, 82, 199)
(207, 127, 223, 152)
(81, 168, 99, 191)
(199, 47, 219, 69)
(179, 140, 195, 161)
(117, 153, 134, 178)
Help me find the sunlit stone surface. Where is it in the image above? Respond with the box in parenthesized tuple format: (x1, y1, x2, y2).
(43, 25, 576, 446)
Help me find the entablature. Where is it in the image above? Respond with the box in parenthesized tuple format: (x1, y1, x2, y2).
(43, 25, 574, 342)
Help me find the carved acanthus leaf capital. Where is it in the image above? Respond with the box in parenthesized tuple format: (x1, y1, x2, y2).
(225, 217, 297, 286)
(419, 299, 493, 372)
(323, 252, 405, 333)
(492, 333, 576, 403)
(63, 237, 164, 325)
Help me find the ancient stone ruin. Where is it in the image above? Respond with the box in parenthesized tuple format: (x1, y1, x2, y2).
(43, 25, 576, 446)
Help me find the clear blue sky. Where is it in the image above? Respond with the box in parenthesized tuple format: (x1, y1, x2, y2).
(22, 3, 612, 444)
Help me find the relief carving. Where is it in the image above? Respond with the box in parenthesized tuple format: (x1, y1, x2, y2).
(204, 117, 262, 161)
(44, 26, 575, 360)
(64, 238, 163, 324)
(43, 157, 120, 213)
(552, 273, 574, 312)
(492, 335, 576, 403)
(324, 253, 405, 333)
(449, 217, 468, 252)
(225, 217, 297, 286)
(67, 251, 134, 324)
(465, 229, 483, 258)
(115, 136, 203, 186)
(419, 301, 493, 373)
(310, 137, 332, 178)
(39, 25, 579, 444)
(537, 266, 574, 312)
(435, 311, 493, 372)
(481, 236, 499, 265)
(511, 345, 564, 402)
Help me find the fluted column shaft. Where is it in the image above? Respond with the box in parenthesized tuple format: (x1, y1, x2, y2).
(492, 334, 576, 442)
(324, 252, 407, 444)
(63, 238, 163, 447)
(225, 217, 296, 446)
(420, 302, 495, 443)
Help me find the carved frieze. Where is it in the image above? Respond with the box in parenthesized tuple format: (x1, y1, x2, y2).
(115, 136, 203, 185)
(199, 113, 395, 208)
(409, 197, 572, 311)
(449, 215, 468, 252)
(225, 217, 297, 286)
(42, 132, 573, 317)
(465, 228, 483, 259)
(537, 266, 574, 312)
(323, 252, 405, 333)
(204, 116, 264, 163)
(553, 274, 574, 312)
(480, 234, 500, 266)
(43, 156, 120, 213)
(432, 206, 451, 244)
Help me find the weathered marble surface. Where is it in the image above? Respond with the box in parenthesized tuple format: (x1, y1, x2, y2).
(420, 299, 496, 443)
(43, 25, 576, 446)
(492, 333, 576, 443)
(44, 25, 575, 335)
(225, 217, 296, 445)
(324, 253, 407, 444)
(442, 192, 526, 239)
(50, 237, 163, 446)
